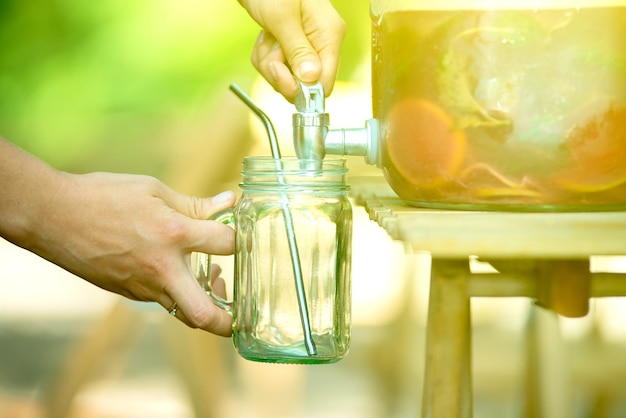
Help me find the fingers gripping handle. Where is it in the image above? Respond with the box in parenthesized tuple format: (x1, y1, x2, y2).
(193, 209, 235, 312)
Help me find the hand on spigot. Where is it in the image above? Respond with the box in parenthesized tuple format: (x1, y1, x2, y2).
(238, 0, 347, 103)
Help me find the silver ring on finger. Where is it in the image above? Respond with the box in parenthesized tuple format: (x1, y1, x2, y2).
(167, 302, 178, 316)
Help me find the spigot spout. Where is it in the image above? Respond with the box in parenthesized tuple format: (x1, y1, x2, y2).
(325, 119, 380, 167)
(293, 83, 329, 161)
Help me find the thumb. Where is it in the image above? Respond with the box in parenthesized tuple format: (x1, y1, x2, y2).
(176, 190, 236, 255)
(270, 23, 322, 84)
(166, 189, 236, 221)
(283, 38, 322, 84)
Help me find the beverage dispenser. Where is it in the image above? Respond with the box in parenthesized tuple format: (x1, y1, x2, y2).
(294, 0, 626, 211)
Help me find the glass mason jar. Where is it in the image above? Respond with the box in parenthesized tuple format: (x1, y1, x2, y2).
(196, 157, 352, 364)
(371, 0, 626, 211)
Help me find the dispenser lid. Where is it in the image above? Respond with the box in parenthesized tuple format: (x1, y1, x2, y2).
(371, 0, 626, 15)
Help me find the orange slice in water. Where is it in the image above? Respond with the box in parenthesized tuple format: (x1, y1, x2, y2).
(555, 100, 626, 192)
(385, 98, 466, 188)
(553, 165, 626, 192)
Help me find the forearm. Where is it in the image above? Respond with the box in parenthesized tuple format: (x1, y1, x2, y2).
(0, 137, 67, 250)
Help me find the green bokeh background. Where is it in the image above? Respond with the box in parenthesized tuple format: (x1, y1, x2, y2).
(0, 0, 370, 182)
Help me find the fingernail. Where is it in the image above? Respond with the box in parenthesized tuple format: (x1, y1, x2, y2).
(295, 61, 318, 82)
(212, 190, 234, 205)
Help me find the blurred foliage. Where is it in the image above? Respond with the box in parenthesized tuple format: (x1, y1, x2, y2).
(0, 0, 258, 173)
(0, 0, 370, 175)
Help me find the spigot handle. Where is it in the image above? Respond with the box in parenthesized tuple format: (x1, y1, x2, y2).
(295, 82, 325, 113)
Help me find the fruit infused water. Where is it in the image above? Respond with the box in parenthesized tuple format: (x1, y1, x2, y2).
(372, 5, 626, 210)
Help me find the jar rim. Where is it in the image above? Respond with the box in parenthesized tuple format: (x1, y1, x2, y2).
(240, 157, 349, 190)
(242, 156, 346, 163)
(242, 156, 348, 173)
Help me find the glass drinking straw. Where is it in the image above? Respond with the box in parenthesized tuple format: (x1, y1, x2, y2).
(229, 84, 317, 356)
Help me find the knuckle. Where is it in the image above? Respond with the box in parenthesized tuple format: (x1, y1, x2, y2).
(289, 44, 315, 63)
(158, 216, 187, 244)
(188, 196, 207, 219)
(185, 306, 218, 330)
(143, 257, 168, 278)
(137, 175, 162, 194)
(113, 274, 157, 302)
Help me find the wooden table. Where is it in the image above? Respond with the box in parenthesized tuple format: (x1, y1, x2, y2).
(349, 176, 626, 418)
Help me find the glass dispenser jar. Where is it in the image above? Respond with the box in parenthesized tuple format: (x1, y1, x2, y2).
(371, 0, 626, 211)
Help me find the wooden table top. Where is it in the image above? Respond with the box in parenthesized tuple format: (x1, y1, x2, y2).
(349, 176, 626, 259)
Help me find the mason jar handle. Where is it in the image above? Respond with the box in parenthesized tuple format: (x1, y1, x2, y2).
(193, 209, 235, 312)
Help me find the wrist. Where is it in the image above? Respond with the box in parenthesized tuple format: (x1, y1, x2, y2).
(0, 138, 69, 251)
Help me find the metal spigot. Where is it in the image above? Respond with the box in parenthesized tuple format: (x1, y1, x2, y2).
(292, 82, 381, 167)
(293, 83, 329, 161)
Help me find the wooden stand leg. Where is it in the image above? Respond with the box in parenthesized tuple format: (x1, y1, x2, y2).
(422, 259, 472, 418)
(524, 306, 570, 418)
